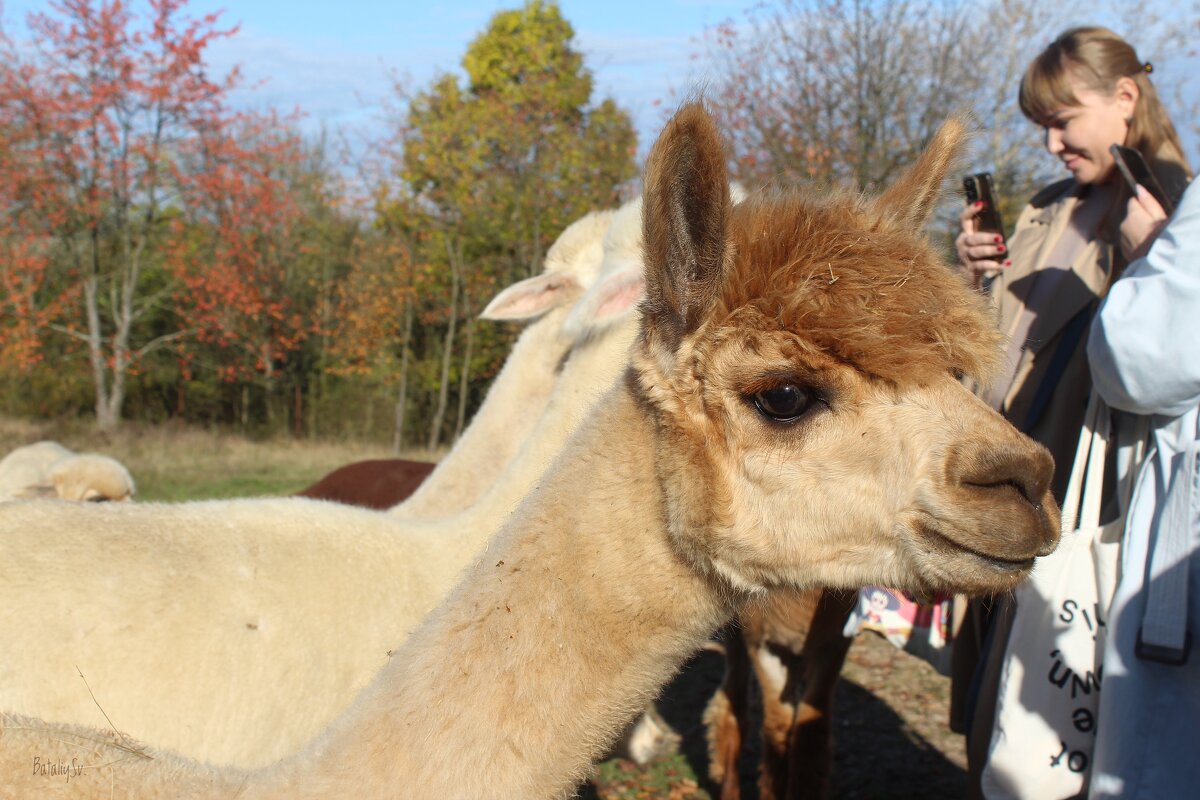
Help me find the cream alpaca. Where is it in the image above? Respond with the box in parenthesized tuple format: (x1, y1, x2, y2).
(0, 103, 1060, 800)
(44, 454, 136, 502)
(391, 207, 615, 519)
(0, 441, 135, 502)
(0, 218, 644, 770)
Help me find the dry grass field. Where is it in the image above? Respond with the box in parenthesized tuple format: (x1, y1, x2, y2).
(0, 414, 966, 798)
(0, 415, 439, 501)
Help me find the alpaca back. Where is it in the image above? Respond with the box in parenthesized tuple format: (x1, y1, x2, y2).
(0, 497, 448, 767)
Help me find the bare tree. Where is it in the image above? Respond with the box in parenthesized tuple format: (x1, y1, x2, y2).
(698, 0, 1199, 224)
(703, 0, 986, 191)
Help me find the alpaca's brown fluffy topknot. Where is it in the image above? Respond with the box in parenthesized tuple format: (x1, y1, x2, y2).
(716, 191, 1002, 387)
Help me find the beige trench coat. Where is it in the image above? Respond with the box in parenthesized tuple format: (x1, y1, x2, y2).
(988, 177, 1115, 498)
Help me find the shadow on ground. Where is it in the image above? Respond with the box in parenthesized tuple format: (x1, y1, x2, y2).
(587, 632, 966, 799)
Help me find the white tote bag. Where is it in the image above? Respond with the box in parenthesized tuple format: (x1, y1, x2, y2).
(982, 392, 1130, 799)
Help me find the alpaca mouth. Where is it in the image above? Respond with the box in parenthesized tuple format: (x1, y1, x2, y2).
(915, 521, 1036, 573)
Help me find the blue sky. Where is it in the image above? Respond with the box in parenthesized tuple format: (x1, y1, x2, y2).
(4, 1, 1197, 166)
(0, 0, 745, 152)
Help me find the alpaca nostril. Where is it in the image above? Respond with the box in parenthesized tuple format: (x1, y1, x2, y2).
(965, 476, 1035, 507)
(950, 440, 1055, 511)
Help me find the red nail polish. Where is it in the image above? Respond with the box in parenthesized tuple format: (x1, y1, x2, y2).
(997, 244, 1006, 253)
(994, 236, 1002, 243)
(975, 201, 984, 209)
(1003, 260, 1012, 267)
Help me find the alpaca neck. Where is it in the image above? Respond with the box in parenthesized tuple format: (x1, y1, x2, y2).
(413, 317, 640, 584)
(272, 379, 739, 799)
(394, 305, 571, 519)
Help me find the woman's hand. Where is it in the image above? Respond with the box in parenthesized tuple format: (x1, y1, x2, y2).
(1120, 185, 1169, 261)
(955, 201, 1010, 286)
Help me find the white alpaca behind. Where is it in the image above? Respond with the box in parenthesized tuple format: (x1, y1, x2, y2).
(0, 441, 72, 499)
(0, 204, 645, 770)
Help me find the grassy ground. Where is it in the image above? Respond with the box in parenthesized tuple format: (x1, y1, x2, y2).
(0, 415, 966, 798)
(0, 415, 439, 501)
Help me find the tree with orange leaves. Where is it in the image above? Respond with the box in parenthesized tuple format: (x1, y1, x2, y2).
(0, 0, 302, 432)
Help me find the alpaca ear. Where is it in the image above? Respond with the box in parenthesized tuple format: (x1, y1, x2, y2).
(479, 273, 583, 321)
(590, 267, 645, 322)
(874, 115, 970, 228)
(641, 102, 732, 350)
(561, 262, 645, 338)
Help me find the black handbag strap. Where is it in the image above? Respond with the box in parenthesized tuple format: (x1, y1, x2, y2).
(1021, 304, 1094, 434)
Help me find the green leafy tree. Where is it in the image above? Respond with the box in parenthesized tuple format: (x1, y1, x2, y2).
(387, 0, 637, 449)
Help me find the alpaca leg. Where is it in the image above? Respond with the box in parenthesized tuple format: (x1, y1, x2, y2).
(753, 640, 798, 800)
(704, 624, 751, 800)
(612, 703, 680, 765)
(783, 591, 856, 799)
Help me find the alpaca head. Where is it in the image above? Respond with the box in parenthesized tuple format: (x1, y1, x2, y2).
(479, 208, 615, 323)
(634, 102, 1059, 598)
(45, 454, 136, 502)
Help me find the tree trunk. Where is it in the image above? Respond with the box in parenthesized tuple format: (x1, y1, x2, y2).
(293, 382, 303, 438)
(454, 296, 476, 441)
(311, 257, 334, 439)
(83, 231, 122, 434)
(262, 352, 278, 432)
(428, 237, 461, 452)
(393, 292, 415, 454)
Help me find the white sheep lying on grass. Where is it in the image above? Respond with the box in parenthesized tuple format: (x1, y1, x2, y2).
(0, 441, 135, 502)
(0, 200, 646, 770)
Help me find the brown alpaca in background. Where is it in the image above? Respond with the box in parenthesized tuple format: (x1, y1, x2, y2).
(295, 458, 436, 509)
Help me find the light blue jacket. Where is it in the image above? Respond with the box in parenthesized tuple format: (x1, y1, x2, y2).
(1086, 182, 1200, 799)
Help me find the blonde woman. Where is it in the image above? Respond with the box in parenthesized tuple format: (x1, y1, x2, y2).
(953, 26, 1192, 799)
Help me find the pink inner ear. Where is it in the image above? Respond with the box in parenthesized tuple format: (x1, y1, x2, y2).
(594, 277, 644, 319)
(482, 275, 575, 319)
(502, 284, 561, 316)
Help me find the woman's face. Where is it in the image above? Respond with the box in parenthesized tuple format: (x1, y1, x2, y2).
(1042, 78, 1137, 184)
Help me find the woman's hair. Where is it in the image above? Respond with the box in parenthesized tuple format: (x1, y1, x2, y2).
(1019, 26, 1192, 194)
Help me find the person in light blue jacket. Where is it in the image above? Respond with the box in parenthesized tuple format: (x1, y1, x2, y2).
(1087, 180, 1200, 798)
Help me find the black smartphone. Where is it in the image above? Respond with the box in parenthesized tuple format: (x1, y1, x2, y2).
(1109, 144, 1176, 215)
(963, 172, 1006, 239)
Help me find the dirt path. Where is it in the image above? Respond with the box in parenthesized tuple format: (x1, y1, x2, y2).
(589, 632, 966, 799)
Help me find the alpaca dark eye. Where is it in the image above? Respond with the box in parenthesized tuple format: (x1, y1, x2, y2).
(752, 383, 812, 422)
